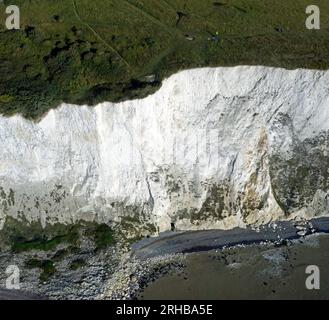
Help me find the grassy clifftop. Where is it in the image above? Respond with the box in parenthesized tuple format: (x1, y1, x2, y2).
(0, 0, 329, 119)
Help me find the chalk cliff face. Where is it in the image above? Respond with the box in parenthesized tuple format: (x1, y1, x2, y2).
(1, 66, 329, 232)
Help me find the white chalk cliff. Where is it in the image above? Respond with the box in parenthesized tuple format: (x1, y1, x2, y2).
(1, 66, 329, 232)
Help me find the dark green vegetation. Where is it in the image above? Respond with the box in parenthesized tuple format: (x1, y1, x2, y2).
(0, 217, 117, 252)
(119, 215, 157, 243)
(1, 0, 329, 119)
(85, 223, 116, 250)
(0, 218, 119, 281)
(26, 258, 56, 282)
(0, 217, 79, 252)
(69, 258, 87, 270)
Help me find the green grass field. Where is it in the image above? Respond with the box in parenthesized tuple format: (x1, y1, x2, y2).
(0, 0, 329, 119)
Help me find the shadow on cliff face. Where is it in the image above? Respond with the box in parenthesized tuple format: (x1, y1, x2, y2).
(269, 129, 329, 215)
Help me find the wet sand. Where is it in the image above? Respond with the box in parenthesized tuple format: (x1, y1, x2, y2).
(139, 234, 329, 300)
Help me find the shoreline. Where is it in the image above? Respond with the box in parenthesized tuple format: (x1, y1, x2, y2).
(106, 217, 329, 300)
(138, 232, 329, 300)
(133, 217, 329, 259)
(1, 217, 329, 300)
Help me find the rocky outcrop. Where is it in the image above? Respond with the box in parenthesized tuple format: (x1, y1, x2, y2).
(1, 66, 329, 232)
